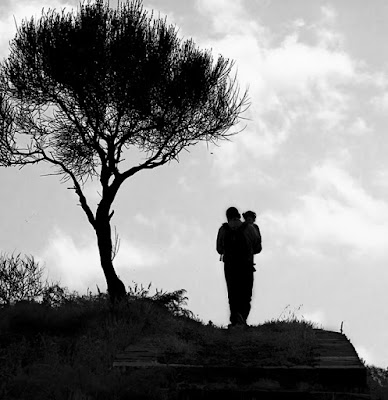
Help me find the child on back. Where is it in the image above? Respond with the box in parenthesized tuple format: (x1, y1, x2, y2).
(242, 210, 260, 237)
(242, 210, 262, 269)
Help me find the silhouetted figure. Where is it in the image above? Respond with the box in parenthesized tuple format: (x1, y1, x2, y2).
(216, 207, 262, 327)
(242, 210, 262, 268)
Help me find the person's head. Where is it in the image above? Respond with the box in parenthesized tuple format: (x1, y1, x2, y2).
(242, 210, 256, 224)
(226, 206, 241, 221)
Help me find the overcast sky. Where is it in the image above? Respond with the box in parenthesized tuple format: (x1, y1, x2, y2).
(1, 0, 388, 368)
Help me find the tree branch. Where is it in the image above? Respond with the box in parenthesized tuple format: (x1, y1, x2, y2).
(53, 93, 107, 166)
(39, 147, 96, 228)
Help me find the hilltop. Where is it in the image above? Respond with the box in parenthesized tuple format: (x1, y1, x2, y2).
(0, 285, 385, 399)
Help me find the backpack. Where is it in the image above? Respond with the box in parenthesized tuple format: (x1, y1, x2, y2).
(223, 222, 250, 263)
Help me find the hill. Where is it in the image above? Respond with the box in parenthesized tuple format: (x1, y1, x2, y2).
(0, 285, 385, 399)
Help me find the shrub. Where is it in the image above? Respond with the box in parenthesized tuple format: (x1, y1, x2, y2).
(0, 252, 48, 306)
(127, 282, 195, 319)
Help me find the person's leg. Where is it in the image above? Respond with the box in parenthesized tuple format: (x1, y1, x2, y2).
(240, 266, 254, 323)
(231, 269, 245, 325)
(224, 263, 239, 325)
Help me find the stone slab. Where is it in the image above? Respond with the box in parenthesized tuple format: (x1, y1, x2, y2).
(113, 329, 370, 397)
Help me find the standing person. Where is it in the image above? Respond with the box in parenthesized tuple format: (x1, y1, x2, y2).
(242, 210, 262, 269)
(216, 206, 262, 328)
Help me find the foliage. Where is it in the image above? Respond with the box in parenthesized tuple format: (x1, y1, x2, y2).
(263, 304, 321, 330)
(367, 365, 388, 400)
(0, 252, 48, 306)
(0, 283, 192, 399)
(0, 284, 326, 399)
(127, 281, 195, 318)
(0, 0, 247, 191)
(0, 252, 81, 309)
(41, 284, 76, 308)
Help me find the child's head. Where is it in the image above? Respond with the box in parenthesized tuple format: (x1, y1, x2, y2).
(242, 210, 256, 224)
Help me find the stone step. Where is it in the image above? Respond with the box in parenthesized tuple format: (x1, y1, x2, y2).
(113, 329, 371, 398)
(175, 387, 371, 400)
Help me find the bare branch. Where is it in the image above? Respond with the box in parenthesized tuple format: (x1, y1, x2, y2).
(111, 226, 120, 261)
(39, 148, 96, 228)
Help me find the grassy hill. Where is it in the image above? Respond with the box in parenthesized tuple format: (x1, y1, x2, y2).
(0, 284, 386, 399)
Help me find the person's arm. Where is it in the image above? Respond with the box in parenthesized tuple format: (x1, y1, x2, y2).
(254, 224, 262, 253)
(216, 226, 224, 255)
(247, 224, 262, 254)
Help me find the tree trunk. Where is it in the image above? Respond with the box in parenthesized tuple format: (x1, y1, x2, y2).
(95, 211, 126, 304)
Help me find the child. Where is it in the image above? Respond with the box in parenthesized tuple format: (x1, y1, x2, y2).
(242, 210, 260, 236)
(242, 210, 261, 269)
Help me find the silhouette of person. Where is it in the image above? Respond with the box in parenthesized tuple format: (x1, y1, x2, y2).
(242, 210, 262, 269)
(216, 206, 262, 327)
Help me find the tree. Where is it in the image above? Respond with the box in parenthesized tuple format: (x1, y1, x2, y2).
(0, 0, 248, 303)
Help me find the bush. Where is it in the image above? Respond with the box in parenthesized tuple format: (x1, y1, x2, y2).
(0, 252, 48, 306)
(127, 282, 195, 319)
(368, 365, 388, 399)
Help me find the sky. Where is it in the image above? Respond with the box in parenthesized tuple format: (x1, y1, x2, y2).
(1, 0, 388, 368)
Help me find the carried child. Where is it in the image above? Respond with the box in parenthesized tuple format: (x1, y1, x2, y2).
(242, 210, 262, 268)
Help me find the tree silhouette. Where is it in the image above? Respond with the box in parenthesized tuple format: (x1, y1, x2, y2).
(0, 0, 248, 303)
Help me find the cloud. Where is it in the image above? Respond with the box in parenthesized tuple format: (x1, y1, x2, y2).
(133, 210, 203, 255)
(38, 227, 160, 293)
(347, 117, 371, 136)
(263, 35, 355, 94)
(196, 1, 363, 186)
(303, 310, 326, 328)
(354, 345, 378, 367)
(372, 169, 388, 190)
(263, 160, 388, 259)
(371, 92, 388, 112)
(195, 0, 254, 35)
(196, 1, 357, 112)
(134, 213, 157, 229)
(320, 5, 337, 25)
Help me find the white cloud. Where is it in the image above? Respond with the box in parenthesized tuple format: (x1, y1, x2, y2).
(196, 1, 357, 111)
(320, 5, 337, 24)
(355, 345, 379, 367)
(264, 161, 388, 259)
(196, 1, 363, 185)
(211, 139, 241, 181)
(263, 35, 355, 93)
(134, 213, 157, 229)
(195, 0, 255, 35)
(38, 227, 160, 293)
(177, 175, 196, 193)
(133, 211, 203, 255)
(240, 116, 293, 158)
(371, 92, 388, 112)
(347, 117, 371, 136)
(291, 18, 306, 29)
(302, 310, 326, 328)
(372, 169, 388, 190)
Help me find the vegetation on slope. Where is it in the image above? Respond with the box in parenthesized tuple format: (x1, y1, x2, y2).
(0, 281, 320, 399)
(1, 253, 386, 399)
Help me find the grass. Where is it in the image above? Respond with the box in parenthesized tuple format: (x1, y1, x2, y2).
(367, 365, 388, 400)
(153, 318, 318, 367)
(0, 284, 384, 399)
